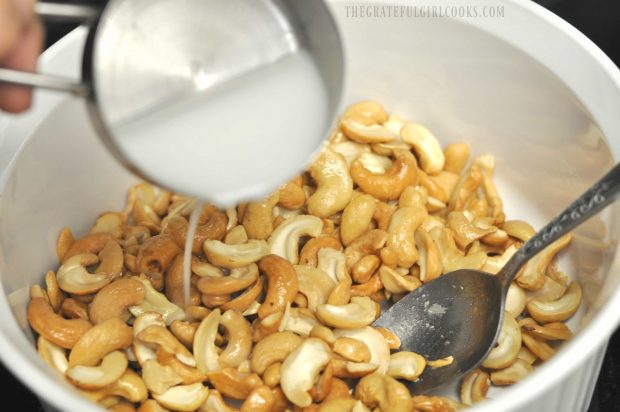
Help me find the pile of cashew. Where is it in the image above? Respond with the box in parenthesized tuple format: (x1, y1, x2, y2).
(26, 101, 581, 411)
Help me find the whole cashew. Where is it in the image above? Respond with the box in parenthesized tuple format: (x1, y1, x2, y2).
(267, 215, 323, 264)
(27, 298, 92, 349)
(194, 308, 221, 374)
(165, 255, 201, 307)
(340, 194, 378, 246)
(383, 203, 427, 269)
(203, 239, 269, 268)
(219, 309, 253, 368)
(279, 176, 306, 210)
(342, 101, 389, 125)
(350, 150, 417, 201)
(207, 367, 263, 400)
(307, 149, 354, 218)
(354, 373, 412, 412)
(242, 193, 280, 240)
(56, 253, 116, 296)
(281, 338, 332, 407)
(344, 229, 388, 270)
(251, 331, 303, 374)
(89, 278, 146, 324)
(136, 235, 182, 289)
(167, 211, 227, 254)
(63, 233, 114, 262)
(69, 318, 132, 367)
(443, 142, 471, 174)
(299, 235, 342, 267)
(258, 255, 299, 320)
(197, 263, 259, 296)
(400, 123, 445, 175)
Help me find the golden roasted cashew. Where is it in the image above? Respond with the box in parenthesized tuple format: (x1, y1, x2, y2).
(342, 101, 389, 125)
(317, 297, 377, 329)
(30, 284, 49, 303)
(333, 338, 371, 363)
(356, 152, 393, 175)
(258, 254, 299, 319)
(354, 373, 412, 412)
(152, 383, 209, 411)
(334, 327, 390, 374)
(197, 263, 259, 295)
(516, 234, 571, 290)
(37, 336, 69, 375)
(242, 193, 280, 240)
(387, 351, 426, 381)
(56, 253, 116, 295)
(136, 235, 182, 288)
(329, 140, 372, 165)
(263, 362, 282, 388)
(350, 274, 384, 298)
(490, 359, 533, 386)
(170, 320, 197, 348)
(378, 265, 420, 294)
(460, 369, 490, 406)
(383, 203, 427, 268)
(165, 255, 201, 307)
(67, 350, 128, 389)
(225, 225, 249, 245)
(350, 255, 381, 284)
(281, 338, 332, 407)
(194, 308, 221, 374)
(90, 212, 125, 239)
(430, 227, 487, 273)
(447, 162, 483, 213)
(350, 150, 418, 201)
(317, 248, 351, 305)
(482, 244, 518, 275)
(341, 194, 377, 246)
(340, 118, 398, 144)
(481, 313, 521, 370)
(129, 277, 186, 325)
(502, 220, 536, 241)
(157, 353, 207, 386)
(344, 229, 388, 270)
(219, 309, 252, 368)
(89, 278, 146, 324)
(136, 325, 196, 367)
(279, 304, 319, 336)
(373, 202, 395, 231)
(44, 270, 65, 312)
(474, 154, 505, 224)
(310, 325, 337, 346)
(268, 215, 323, 264)
(207, 367, 262, 399)
(411, 395, 464, 411)
(505, 282, 526, 318)
(295, 266, 337, 311)
(142, 359, 183, 394)
(69, 318, 132, 367)
(375, 327, 401, 350)
(136, 400, 168, 412)
(400, 123, 445, 175)
(167, 212, 227, 254)
(278, 176, 306, 210)
(519, 318, 573, 341)
(526, 281, 582, 323)
(56, 227, 75, 263)
(299, 236, 342, 267)
(447, 211, 496, 250)
(443, 142, 471, 174)
(132, 313, 166, 366)
(415, 228, 442, 283)
(240, 385, 276, 412)
(201, 390, 236, 412)
(250, 331, 302, 375)
(307, 149, 354, 218)
(80, 369, 148, 404)
(427, 356, 455, 369)
(63, 233, 114, 262)
(27, 298, 92, 349)
(203, 239, 269, 268)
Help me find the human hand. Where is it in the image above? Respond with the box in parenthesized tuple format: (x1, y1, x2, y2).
(0, 0, 43, 113)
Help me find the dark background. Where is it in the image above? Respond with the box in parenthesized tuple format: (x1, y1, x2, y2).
(2, 0, 620, 410)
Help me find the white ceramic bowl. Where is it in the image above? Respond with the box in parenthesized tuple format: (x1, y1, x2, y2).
(1, 1, 620, 411)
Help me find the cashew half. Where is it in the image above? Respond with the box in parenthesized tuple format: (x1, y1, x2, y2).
(334, 327, 390, 375)
(526, 281, 582, 323)
(152, 383, 209, 411)
(194, 308, 221, 374)
(258, 254, 299, 320)
(281, 338, 332, 407)
(387, 351, 426, 381)
(460, 369, 490, 406)
(69, 318, 132, 367)
(242, 193, 280, 240)
(56, 253, 115, 295)
(517, 234, 571, 290)
(340, 119, 398, 144)
(132, 313, 166, 366)
(341, 194, 378, 246)
(317, 297, 377, 329)
(350, 150, 418, 201)
(355, 373, 411, 412)
(443, 142, 471, 174)
(197, 264, 259, 295)
(219, 309, 252, 368)
(203, 239, 269, 268)
(129, 277, 186, 325)
(89, 278, 146, 324)
(67, 350, 128, 389)
(37, 336, 69, 375)
(481, 313, 521, 370)
(384, 204, 427, 268)
(268, 215, 323, 264)
(295, 266, 337, 311)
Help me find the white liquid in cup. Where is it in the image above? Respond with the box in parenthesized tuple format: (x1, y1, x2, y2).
(114, 50, 330, 208)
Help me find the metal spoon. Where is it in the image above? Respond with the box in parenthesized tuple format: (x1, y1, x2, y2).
(373, 162, 620, 393)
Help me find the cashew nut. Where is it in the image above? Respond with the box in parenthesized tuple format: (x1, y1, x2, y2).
(379, 265, 421, 294)
(89, 278, 146, 324)
(317, 297, 377, 329)
(443, 142, 471, 174)
(136, 235, 182, 286)
(329, 140, 371, 165)
(519, 317, 573, 341)
(334, 327, 390, 374)
(258, 254, 299, 319)
(342, 101, 389, 125)
(37, 336, 69, 375)
(526, 281, 582, 323)
(490, 359, 533, 386)
(295, 266, 337, 311)
(219, 309, 252, 368)
(333, 337, 372, 363)
(152, 383, 209, 411)
(27, 298, 92, 349)
(387, 351, 426, 381)
(384, 203, 427, 268)
(460, 369, 490, 405)
(502, 220, 536, 242)
(167, 211, 227, 254)
(129, 277, 186, 325)
(67, 350, 128, 389)
(268, 215, 323, 264)
(341, 194, 377, 246)
(400, 123, 445, 175)
(354, 373, 411, 412)
(299, 235, 342, 267)
(281, 338, 332, 407)
(69, 318, 132, 367)
(481, 313, 521, 370)
(136, 325, 196, 367)
(225, 225, 248, 245)
(307, 149, 354, 218)
(241, 385, 276, 412)
(505, 282, 526, 319)
(279, 304, 319, 336)
(447, 211, 496, 250)
(242, 193, 279, 240)
(132, 313, 166, 366)
(197, 263, 259, 295)
(56, 253, 116, 295)
(350, 150, 417, 201)
(142, 359, 184, 395)
(517, 234, 571, 290)
(340, 119, 398, 144)
(344, 229, 388, 270)
(250, 331, 302, 375)
(194, 308, 221, 374)
(63, 233, 114, 262)
(415, 228, 442, 283)
(203, 239, 269, 268)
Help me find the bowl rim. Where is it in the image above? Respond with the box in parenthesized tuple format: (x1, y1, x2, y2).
(0, 1, 619, 411)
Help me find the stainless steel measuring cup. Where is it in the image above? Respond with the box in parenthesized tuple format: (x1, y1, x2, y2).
(0, 0, 344, 199)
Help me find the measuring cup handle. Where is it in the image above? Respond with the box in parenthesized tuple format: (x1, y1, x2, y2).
(35, 2, 100, 22)
(0, 2, 99, 95)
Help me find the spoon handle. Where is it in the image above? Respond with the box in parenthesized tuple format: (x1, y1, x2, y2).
(498, 162, 620, 289)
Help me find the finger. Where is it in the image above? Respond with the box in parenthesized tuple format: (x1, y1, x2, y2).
(0, 0, 21, 58)
(0, 17, 44, 113)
